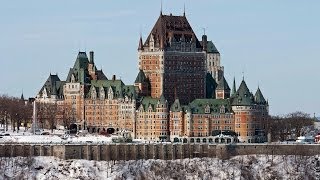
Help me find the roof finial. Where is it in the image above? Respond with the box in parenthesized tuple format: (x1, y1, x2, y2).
(232, 77, 236, 96)
(183, 3, 186, 16)
(242, 70, 245, 80)
(160, 0, 163, 15)
(203, 27, 206, 35)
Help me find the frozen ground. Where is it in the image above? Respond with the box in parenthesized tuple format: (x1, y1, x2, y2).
(0, 154, 319, 180)
(0, 127, 120, 144)
(0, 134, 113, 144)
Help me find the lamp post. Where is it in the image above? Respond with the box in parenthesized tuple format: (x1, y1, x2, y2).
(4, 111, 7, 132)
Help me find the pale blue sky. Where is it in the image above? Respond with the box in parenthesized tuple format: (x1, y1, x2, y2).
(0, 0, 319, 116)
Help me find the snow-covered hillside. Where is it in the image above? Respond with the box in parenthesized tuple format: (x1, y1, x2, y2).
(1, 155, 319, 180)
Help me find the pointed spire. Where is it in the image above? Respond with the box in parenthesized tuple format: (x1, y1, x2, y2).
(242, 71, 245, 80)
(216, 76, 230, 90)
(135, 69, 147, 83)
(160, 0, 163, 15)
(231, 79, 254, 106)
(255, 87, 267, 105)
(183, 3, 186, 17)
(232, 77, 236, 96)
(159, 93, 166, 104)
(20, 91, 24, 101)
(138, 35, 144, 51)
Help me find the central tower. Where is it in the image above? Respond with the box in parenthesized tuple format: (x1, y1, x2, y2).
(137, 13, 207, 105)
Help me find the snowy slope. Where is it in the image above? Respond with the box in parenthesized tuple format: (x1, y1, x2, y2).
(0, 155, 319, 180)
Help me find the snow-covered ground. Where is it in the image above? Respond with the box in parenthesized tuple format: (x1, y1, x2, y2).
(0, 134, 113, 144)
(0, 154, 319, 180)
(0, 127, 118, 144)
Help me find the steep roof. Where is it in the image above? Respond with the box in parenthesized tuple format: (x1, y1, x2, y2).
(216, 76, 230, 91)
(189, 99, 232, 114)
(255, 87, 267, 105)
(205, 73, 217, 98)
(135, 69, 147, 83)
(96, 70, 108, 80)
(66, 52, 91, 84)
(87, 79, 136, 99)
(231, 77, 236, 97)
(170, 98, 182, 112)
(138, 36, 144, 50)
(159, 93, 167, 104)
(201, 41, 219, 53)
(74, 52, 89, 70)
(144, 14, 202, 49)
(231, 80, 255, 106)
(140, 96, 159, 111)
(38, 74, 63, 98)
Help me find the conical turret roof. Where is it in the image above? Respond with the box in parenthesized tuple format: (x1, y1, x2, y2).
(134, 69, 147, 83)
(138, 36, 144, 50)
(231, 77, 236, 96)
(216, 76, 230, 90)
(232, 80, 254, 106)
(255, 87, 267, 105)
(159, 93, 166, 104)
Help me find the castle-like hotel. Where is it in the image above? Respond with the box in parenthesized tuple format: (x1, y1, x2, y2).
(36, 12, 268, 143)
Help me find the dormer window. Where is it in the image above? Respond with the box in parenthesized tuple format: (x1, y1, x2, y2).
(204, 105, 210, 114)
(108, 87, 114, 100)
(71, 74, 76, 83)
(220, 105, 225, 114)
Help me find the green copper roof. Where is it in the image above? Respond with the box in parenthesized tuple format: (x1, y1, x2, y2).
(216, 76, 230, 90)
(231, 80, 255, 106)
(170, 98, 182, 112)
(66, 52, 90, 84)
(74, 52, 89, 69)
(255, 87, 267, 105)
(134, 69, 147, 83)
(206, 41, 219, 53)
(189, 99, 232, 114)
(231, 77, 236, 96)
(38, 74, 64, 98)
(159, 93, 167, 104)
(140, 96, 159, 111)
(87, 79, 136, 99)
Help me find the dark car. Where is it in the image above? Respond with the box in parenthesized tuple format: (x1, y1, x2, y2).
(41, 132, 50, 135)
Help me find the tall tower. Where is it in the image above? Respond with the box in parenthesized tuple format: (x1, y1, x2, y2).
(201, 34, 224, 82)
(231, 79, 269, 143)
(138, 13, 207, 105)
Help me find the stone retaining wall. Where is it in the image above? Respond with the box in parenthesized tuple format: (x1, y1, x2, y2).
(0, 143, 319, 160)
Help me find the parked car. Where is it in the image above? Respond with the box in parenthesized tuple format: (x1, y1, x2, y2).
(34, 129, 41, 135)
(41, 132, 50, 135)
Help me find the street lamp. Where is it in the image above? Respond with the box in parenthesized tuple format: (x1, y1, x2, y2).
(4, 111, 7, 132)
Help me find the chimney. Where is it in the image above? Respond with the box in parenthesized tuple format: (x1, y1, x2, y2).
(89, 51, 94, 64)
(112, 75, 116, 81)
(202, 35, 207, 52)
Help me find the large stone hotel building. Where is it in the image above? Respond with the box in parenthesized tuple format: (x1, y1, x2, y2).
(36, 12, 268, 143)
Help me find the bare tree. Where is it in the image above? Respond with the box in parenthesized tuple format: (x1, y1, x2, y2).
(61, 103, 73, 129)
(265, 111, 314, 142)
(43, 103, 58, 133)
